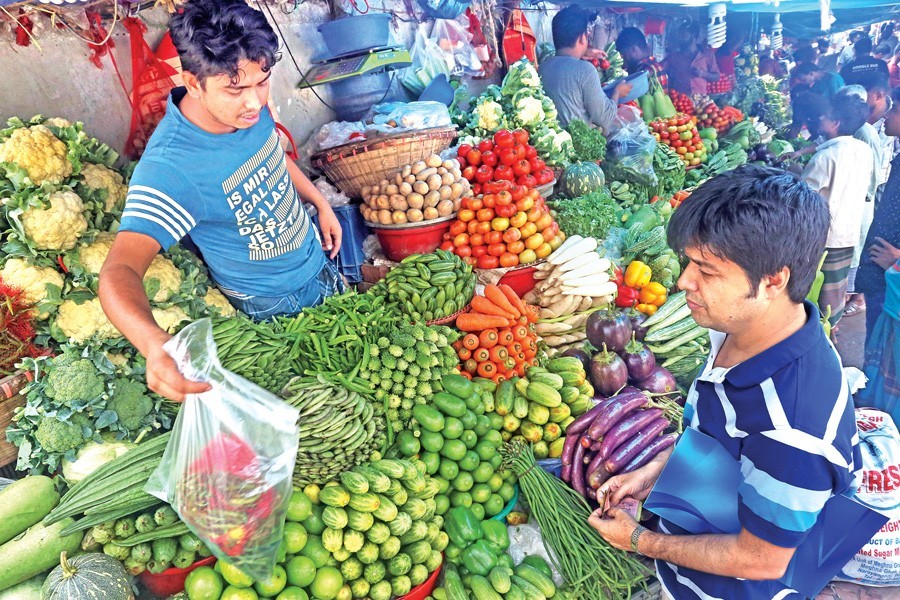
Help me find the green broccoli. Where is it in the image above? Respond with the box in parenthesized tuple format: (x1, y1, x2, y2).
(34, 416, 85, 453)
(44, 353, 105, 403)
(107, 378, 153, 431)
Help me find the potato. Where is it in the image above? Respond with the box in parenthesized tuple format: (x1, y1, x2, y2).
(407, 192, 425, 210)
(395, 173, 404, 186)
(452, 168, 462, 179)
(371, 185, 380, 195)
(443, 159, 456, 171)
(413, 181, 430, 195)
(380, 179, 390, 187)
(361, 185, 371, 197)
(375, 195, 390, 210)
(423, 206, 439, 220)
(392, 210, 408, 224)
(389, 194, 409, 211)
(426, 174, 443, 191)
(416, 167, 438, 181)
(399, 182, 413, 196)
(424, 190, 441, 208)
(449, 182, 464, 200)
(378, 209, 393, 225)
(425, 154, 443, 168)
(401, 164, 412, 178)
(406, 175, 417, 184)
(438, 185, 452, 200)
(407, 208, 424, 222)
(360, 205, 370, 221)
(453, 198, 463, 211)
(411, 161, 427, 175)
(437, 199, 454, 217)
(441, 172, 455, 186)
(386, 184, 399, 196)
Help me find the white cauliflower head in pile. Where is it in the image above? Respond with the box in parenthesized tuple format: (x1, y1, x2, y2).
(0, 125, 73, 185)
(55, 297, 121, 343)
(80, 163, 127, 212)
(144, 255, 182, 303)
(0, 258, 64, 319)
(76, 232, 116, 274)
(203, 288, 236, 317)
(20, 190, 87, 251)
(152, 305, 190, 334)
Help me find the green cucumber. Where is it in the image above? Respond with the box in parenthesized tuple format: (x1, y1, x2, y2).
(0, 574, 43, 599)
(642, 291, 686, 328)
(0, 519, 82, 591)
(0, 477, 59, 546)
(514, 564, 556, 597)
(648, 326, 709, 355)
(645, 315, 700, 343)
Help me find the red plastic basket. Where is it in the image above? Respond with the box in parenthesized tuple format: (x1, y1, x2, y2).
(373, 218, 454, 262)
(138, 556, 216, 597)
(399, 557, 443, 599)
(498, 265, 539, 297)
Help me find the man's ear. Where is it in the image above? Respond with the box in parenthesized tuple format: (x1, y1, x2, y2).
(182, 71, 202, 98)
(764, 266, 791, 298)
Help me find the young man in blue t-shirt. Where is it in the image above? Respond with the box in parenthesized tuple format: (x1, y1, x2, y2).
(98, 0, 344, 402)
(591, 165, 862, 599)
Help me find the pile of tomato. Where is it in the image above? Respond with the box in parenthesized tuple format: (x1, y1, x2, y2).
(668, 89, 695, 115)
(696, 101, 744, 134)
(648, 113, 708, 167)
(457, 129, 556, 196)
(439, 181, 564, 269)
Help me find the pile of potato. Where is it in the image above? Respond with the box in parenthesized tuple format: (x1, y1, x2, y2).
(360, 154, 472, 226)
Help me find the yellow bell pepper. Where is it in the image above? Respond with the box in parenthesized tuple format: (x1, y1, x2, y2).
(635, 303, 658, 315)
(638, 281, 668, 306)
(624, 261, 652, 288)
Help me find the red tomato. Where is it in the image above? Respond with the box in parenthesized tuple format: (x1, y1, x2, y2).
(495, 203, 517, 218)
(536, 169, 555, 185)
(512, 160, 531, 177)
(476, 208, 495, 222)
(488, 242, 506, 257)
(471, 245, 488, 258)
(512, 129, 529, 144)
(485, 230, 503, 245)
(455, 245, 472, 258)
(507, 240, 525, 254)
(494, 164, 515, 181)
(478, 139, 494, 152)
(458, 144, 473, 158)
(450, 221, 467, 236)
(457, 155, 467, 168)
(472, 183, 482, 196)
(514, 144, 527, 160)
(439, 240, 454, 251)
(453, 232, 470, 247)
(525, 145, 538, 159)
(502, 227, 522, 243)
(493, 130, 514, 149)
(495, 191, 513, 206)
(467, 149, 482, 166)
(481, 151, 498, 168)
(477, 254, 500, 269)
(475, 165, 494, 183)
(499, 252, 519, 268)
(499, 148, 518, 166)
(483, 180, 511, 194)
(462, 165, 477, 181)
(469, 232, 485, 246)
(518, 174, 538, 188)
(475, 220, 491, 235)
(509, 185, 527, 201)
(482, 194, 496, 208)
(528, 157, 546, 173)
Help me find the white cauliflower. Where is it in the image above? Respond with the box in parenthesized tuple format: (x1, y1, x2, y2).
(105, 352, 129, 367)
(42, 117, 72, 129)
(203, 288, 236, 317)
(20, 190, 88, 251)
(144, 255, 182, 303)
(475, 100, 506, 132)
(0, 125, 73, 185)
(0, 258, 64, 319)
(514, 96, 545, 126)
(55, 297, 122, 343)
(76, 232, 116, 274)
(152, 305, 190, 334)
(81, 163, 127, 211)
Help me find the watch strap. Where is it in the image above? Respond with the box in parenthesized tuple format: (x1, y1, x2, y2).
(631, 524, 648, 555)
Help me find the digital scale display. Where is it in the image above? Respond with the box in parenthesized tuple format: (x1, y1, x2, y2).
(298, 46, 412, 89)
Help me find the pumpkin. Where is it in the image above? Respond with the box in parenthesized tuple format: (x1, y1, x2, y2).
(41, 552, 133, 600)
(559, 162, 606, 198)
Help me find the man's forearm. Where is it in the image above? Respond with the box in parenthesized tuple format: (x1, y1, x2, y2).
(98, 264, 171, 358)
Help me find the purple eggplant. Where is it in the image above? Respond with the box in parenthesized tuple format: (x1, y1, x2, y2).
(636, 366, 679, 395)
(621, 433, 678, 474)
(561, 433, 580, 482)
(628, 311, 650, 341)
(590, 344, 629, 397)
(621, 386, 641, 395)
(621, 334, 656, 382)
(571, 437, 588, 497)
(561, 347, 592, 373)
(586, 451, 611, 489)
(603, 417, 670, 474)
(566, 398, 610, 436)
(597, 408, 664, 461)
(586, 391, 648, 440)
(586, 310, 633, 353)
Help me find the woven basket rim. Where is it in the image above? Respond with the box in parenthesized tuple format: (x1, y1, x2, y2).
(426, 303, 471, 326)
(312, 126, 458, 165)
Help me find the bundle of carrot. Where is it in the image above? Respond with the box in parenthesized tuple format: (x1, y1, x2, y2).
(452, 283, 540, 382)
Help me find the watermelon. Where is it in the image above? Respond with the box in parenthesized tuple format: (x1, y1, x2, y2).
(559, 162, 606, 198)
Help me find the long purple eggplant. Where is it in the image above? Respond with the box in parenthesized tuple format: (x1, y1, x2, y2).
(586, 391, 648, 440)
(571, 437, 588, 497)
(561, 433, 580, 482)
(566, 398, 613, 436)
(597, 408, 664, 461)
(586, 450, 611, 489)
(603, 417, 670, 474)
(620, 433, 678, 474)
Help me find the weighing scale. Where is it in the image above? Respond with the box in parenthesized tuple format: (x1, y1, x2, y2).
(298, 46, 412, 89)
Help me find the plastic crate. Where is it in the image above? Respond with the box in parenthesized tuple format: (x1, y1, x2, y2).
(314, 204, 369, 284)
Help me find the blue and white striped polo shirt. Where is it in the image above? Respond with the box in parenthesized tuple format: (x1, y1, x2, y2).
(656, 301, 862, 600)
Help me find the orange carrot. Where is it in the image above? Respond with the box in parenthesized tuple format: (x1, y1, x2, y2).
(499, 284, 528, 316)
(485, 285, 521, 318)
(525, 305, 540, 324)
(471, 295, 516, 319)
(456, 313, 511, 332)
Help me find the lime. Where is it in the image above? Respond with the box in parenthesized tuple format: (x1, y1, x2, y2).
(285, 555, 317, 587)
(458, 450, 480, 472)
(443, 417, 463, 439)
(473, 415, 491, 437)
(472, 462, 494, 483)
(434, 494, 450, 515)
(254, 565, 287, 597)
(310, 566, 343, 600)
(276, 587, 309, 600)
(438, 460, 459, 481)
(487, 414, 504, 433)
(304, 504, 326, 535)
(420, 451, 441, 475)
(304, 484, 321, 505)
(460, 430, 478, 449)
(452, 471, 474, 492)
(219, 561, 254, 589)
(283, 522, 308, 554)
(221, 585, 259, 600)
(299, 535, 330, 568)
(499, 482, 515, 503)
(470, 502, 485, 521)
(471, 483, 492, 504)
(185, 566, 224, 600)
(484, 494, 505, 517)
(287, 490, 313, 522)
(487, 473, 504, 492)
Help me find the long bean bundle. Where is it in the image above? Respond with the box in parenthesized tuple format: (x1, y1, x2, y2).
(502, 441, 650, 599)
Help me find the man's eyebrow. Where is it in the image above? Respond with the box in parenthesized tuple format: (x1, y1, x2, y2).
(228, 72, 272, 89)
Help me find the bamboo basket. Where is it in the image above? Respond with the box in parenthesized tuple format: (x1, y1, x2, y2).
(0, 370, 31, 469)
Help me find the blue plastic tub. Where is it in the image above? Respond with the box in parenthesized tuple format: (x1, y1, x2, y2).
(492, 484, 520, 522)
(537, 458, 562, 479)
(313, 204, 369, 284)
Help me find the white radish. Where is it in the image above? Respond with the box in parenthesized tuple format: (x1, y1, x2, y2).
(557, 251, 601, 274)
(591, 295, 612, 308)
(546, 235, 583, 265)
(561, 282, 618, 297)
(542, 335, 567, 346)
(536, 321, 573, 335)
(578, 296, 594, 312)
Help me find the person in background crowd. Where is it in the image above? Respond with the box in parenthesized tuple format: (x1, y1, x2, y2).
(663, 22, 720, 96)
(837, 30, 866, 71)
(539, 6, 631, 133)
(874, 42, 894, 63)
(878, 21, 899, 54)
(591, 164, 861, 600)
(793, 62, 845, 99)
(841, 36, 891, 86)
(845, 75, 895, 317)
(787, 91, 830, 139)
(816, 38, 840, 73)
(709, 34, 744, 95)
(889, 46, 900, 88)
(856, 87, 900, 344)
(789, 46, 819, 89)
(801, 93, 875, 329)
(759, 48, 785, 78)
(616, 26, 668, 88)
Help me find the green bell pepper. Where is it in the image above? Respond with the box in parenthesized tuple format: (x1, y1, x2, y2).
(445, 506, 483, 548)
(480, 519, 510, 553)
(461, 539, 499, 576)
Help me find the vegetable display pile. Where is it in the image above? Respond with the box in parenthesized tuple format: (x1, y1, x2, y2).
(694, 99, 744, 135)
(651, 143, 686, 199)
(457, 129, 556, 195)
(502, 441, 649, 599)
(281, 377, 386, 487)
(359, 154, 470, 226)
(637, 74, 677, 123)
(211, 314, 294, 395)
(441, 182, 562, 267)
(370, 250, 475, 322)
(565, 120, 607, 163)
(668, 89, 695, 115)
(617, 260, 668, 316)
(453, 284, 539, 381)
(453, 60, 574, 167)
(619, 223, 681, 291)
(396, 373, 517, 521)
(642, 291, 711, 389)
(647, 114, 707, 167)
(548, 187, 618, 243)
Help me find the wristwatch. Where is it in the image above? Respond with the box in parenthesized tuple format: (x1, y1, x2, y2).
(631, 524, 648, 555)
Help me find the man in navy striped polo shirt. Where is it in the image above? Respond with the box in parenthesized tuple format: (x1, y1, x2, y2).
(592, 165, 862, 599)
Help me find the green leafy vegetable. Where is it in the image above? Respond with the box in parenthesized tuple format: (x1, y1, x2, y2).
(566, 120, 607, 162)
(549, 187, 618, 241)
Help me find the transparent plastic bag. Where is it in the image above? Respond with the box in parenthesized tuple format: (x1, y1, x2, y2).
(402, 26, 451, 96)
(604, 108, 659, 188)
(433, 18, 482, 77)
(145, 319, 300, 579)
(368, 101, 452, 130)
